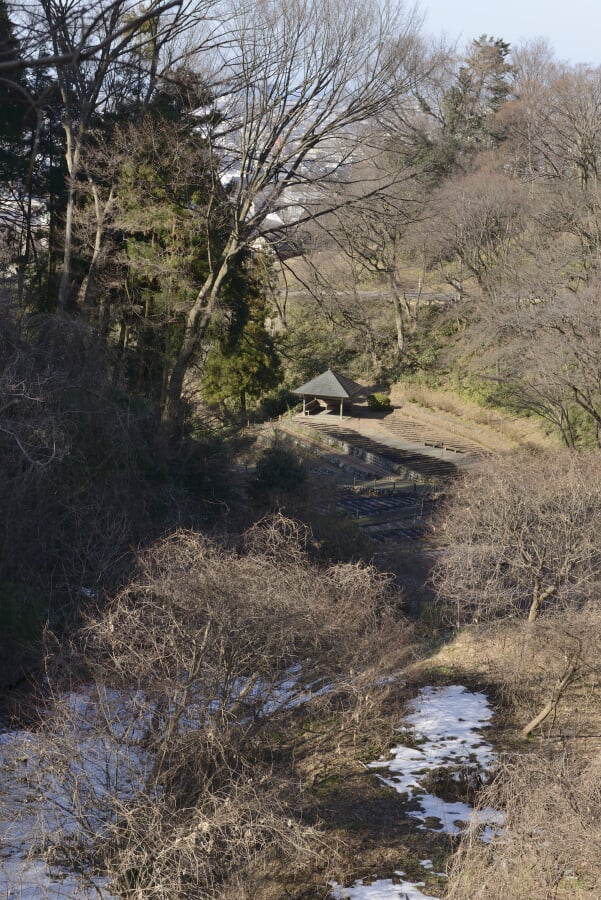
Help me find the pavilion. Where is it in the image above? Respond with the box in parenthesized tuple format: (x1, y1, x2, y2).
(292, 368, 366, 418)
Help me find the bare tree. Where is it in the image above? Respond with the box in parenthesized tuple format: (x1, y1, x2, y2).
(534, 289, 601, 440)
(479, 284, 601, 446)
(13, 0, 208, 312)
(321, 160, 431, 358)
(424, 166, 528, 299)
(528, 66, 601, 187)
(432, 450, 601, 624)
(160, 0, 427, 429)
(1, 0, 186, 73)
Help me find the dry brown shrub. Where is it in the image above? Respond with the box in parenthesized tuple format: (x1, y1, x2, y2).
(430, 604, 601, 740)
(19, 516, 411, 898)
(432, 450, 601, 624)
(446, 749, 601, 899)
(0, 312, 156, 598)
(433, 607, 601, 897)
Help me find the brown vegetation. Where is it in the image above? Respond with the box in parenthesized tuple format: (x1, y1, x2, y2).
(15, 516, 412, 898)
(445, 748, 601, 899)
(390, 383, 558, 451)
(432, 450, 601, 624)
(7, 13, 601, 897)
(409, 603, 601, 896)
(0, 308, 232, 699)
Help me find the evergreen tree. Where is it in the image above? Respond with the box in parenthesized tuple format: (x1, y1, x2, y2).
(107, 111, 219, 404)
(77, 80, 268, 413)
(202, 260, 283, 415)
(444, 36, 513, 154)
(0, 0, 29, 179)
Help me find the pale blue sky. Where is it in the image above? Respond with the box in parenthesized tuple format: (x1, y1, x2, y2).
(421, 0, 601, 66)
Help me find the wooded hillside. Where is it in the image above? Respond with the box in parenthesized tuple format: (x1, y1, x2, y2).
(2, 1, 601, 897)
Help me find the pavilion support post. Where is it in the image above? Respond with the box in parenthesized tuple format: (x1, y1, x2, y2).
(303, 396, 306, 415)
(340, 398, 343, 419)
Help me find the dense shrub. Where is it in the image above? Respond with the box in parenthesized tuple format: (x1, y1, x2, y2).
(367, 392, 392, 411)
(0, 311, 233, 686)
(446, 746, 601, 899)
(250, 445, 307, 495)
(433, 450, 601, 624)
(19, 517, 410, 898)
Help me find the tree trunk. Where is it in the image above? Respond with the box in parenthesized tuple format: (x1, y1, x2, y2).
(17, 109, 44, 306)
(57, 128, 83, 314)
(162, 242, 238, 433)
(571, 384, 601, 435)
(522, 656, 581, 737)
(527, 577, 558, 622)
(389, 272, 405, 355)
(79, 182, 115, 312)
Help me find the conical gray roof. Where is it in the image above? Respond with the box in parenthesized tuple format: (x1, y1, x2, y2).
(292, 369, 365, 399)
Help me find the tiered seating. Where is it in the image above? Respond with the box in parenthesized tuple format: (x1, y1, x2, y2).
(381, 410, 491, 458)
(296, 419, 459, 480)
(338, 493, 423, 517)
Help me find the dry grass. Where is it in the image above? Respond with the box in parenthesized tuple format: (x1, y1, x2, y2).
(280, 250, 370, 290)
(445, 749, 601, 899)
(391, 383, 560, 452)
(411, 612, 601, 742)
(410, 609, 601, 897)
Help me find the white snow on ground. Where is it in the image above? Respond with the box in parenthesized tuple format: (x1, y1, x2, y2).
(330, 684, 502, 900)
(2, 682, 500, 899)
(0, 857, 117, 899)
(0, 671, 332, 898)
(330, 871, 440, 899)
(369, 685, 503, 837)
(0, 692, 147, 899)
(419, 859, 446, 877)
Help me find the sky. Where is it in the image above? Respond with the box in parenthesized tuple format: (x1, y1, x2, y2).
(421, 0, 601, 66)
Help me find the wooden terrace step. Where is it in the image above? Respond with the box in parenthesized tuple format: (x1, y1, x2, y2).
(380, 411, 491, 458)
(295, 418, 459, 480)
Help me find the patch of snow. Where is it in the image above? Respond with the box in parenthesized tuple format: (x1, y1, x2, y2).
(0, 857, 117, 899)
(369, 685, 503, 838)
(329, 685, 503, 900)
(330, 870, 439, 899)
(0, 669, 334, 898)
(374, 673, 405, 687)
(258, 670, 333, 715)
(0, 691, 148, 899)
(419, 859, 446, 877)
